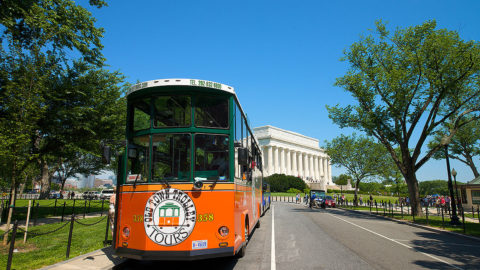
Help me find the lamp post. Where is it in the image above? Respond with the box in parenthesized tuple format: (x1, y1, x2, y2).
(452, 168, 461, 209)
(442, 136, 461, 225)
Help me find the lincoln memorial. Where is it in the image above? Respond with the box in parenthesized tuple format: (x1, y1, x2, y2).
(253, 125, 333, 191)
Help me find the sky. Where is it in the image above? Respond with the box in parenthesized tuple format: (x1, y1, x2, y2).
(83, 0, 480, 182)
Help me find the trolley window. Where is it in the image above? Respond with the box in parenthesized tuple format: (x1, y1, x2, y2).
(127, 135, 150, 183)
(153, 95, 191, 128)
(194, 96, 228, 128)
(152, 134, 191, 181)
(195, 134, 230, 181)
(132, 99, 151, 132)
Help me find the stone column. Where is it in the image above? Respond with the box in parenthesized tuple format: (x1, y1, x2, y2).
(274, 146, 279, 174)
(280, 147, 285, 174)
(292, 151, 297, 176)
(314, 155, 319, 181)
(286, 149, 291, 175)
(303, 153, 308, 179)
(319, 156, 324, 178)
(308, 155, 315, 180)
(323, 157, 328, 181)
(298, 152, 303, 178)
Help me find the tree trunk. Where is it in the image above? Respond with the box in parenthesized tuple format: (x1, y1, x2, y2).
(466, 155, 479, 178)
(39, 159, 51, 199)
(354, 179, 361, 206)
(405, 169, 423, 216)
(2, 171, 16, 245)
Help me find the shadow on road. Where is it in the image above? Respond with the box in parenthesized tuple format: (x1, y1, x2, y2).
(410, 231, 480, 269)
(115, 256, 239, 270)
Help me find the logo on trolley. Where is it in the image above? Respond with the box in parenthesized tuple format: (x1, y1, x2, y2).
(144, 188, 196, 246)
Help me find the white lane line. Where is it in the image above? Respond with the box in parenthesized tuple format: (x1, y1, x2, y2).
(271, 205, 276, 270)
(328, 213, 463, 270)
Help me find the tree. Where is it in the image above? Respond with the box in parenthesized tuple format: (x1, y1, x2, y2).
(428, 118, 480, 178)
(0, 0, 111, 243)
(327, 20, 480, 216)
(264, 174, 308, 193)
(332, 174, 351, 185)
(418, 180, 449, 196)
(324, 134, 388, 205)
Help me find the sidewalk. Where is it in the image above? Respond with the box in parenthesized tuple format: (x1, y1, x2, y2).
(39, 246, 125, 270)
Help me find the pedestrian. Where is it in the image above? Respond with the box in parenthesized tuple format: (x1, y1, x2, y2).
(359, 195, 363, 206)
(109, 187, 116, 235)
(71, 191, 75, 199)
(296, 193, 299, 204)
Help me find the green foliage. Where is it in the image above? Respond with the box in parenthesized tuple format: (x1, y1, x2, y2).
(324, 134, 389, 198)
(265, 174, 308, 193)
(327, 20, 480, 214)
(0, 1, 126, 199)
(418, 180, 449, 196)
(428, 118, 480, 178)
(287, 188, 302, 194)
(332, 174, 351, 185)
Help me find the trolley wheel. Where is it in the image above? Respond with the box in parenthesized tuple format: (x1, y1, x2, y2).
(237, 220, 249, 258)
(256, 219, 261, 228)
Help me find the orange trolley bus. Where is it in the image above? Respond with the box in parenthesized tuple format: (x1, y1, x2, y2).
(112, 78, 264, 260)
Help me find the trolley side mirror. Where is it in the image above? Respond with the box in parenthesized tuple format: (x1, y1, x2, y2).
(238, 147, 248, 166)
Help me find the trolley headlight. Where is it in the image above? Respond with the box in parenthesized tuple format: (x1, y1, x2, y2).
(194, 179, 204, 190)
(218, 226, 229, 237)
(122, 226, 130, 239)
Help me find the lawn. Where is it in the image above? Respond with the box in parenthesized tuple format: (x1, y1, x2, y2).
(0, 216, 111, 270)
(1, 199, 109, 222)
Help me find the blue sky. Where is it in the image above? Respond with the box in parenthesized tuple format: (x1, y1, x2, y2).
(85, 0, 480, 182)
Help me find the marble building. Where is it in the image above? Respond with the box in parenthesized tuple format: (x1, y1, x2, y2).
(253, 125, 333, 190)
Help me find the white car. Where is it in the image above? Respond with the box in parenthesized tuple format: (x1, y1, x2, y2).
(100, 189, 114, 200)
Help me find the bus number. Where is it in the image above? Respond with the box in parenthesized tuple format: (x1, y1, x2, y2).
(197, 213, 214, 222)
(133, 215, 143, 222)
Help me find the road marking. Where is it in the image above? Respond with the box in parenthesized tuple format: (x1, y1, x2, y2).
(271, 205, 276, 270)
(328, 213, 463, 270)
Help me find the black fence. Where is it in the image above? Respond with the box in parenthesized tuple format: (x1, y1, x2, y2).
(1, 198, 109, 225)
(2, 213, 112, 270)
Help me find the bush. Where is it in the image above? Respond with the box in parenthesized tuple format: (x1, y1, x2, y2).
(287, 188, 301, 193)
(265, 174, 308, 192)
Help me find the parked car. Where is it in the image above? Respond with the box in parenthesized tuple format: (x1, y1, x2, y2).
(83, 191, 100, 200)
(324, 195, 336, 208)
(49, 191, 63, 199)
(99, 189, 114, 200)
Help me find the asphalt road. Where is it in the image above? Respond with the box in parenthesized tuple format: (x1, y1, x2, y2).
(116, 202, 480, 270)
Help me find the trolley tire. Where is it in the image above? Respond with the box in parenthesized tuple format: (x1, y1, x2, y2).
(256, 219, 260, 228)
(237, 220, 249, 258)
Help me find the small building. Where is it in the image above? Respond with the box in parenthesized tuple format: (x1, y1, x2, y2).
(459, 175, 480, 209)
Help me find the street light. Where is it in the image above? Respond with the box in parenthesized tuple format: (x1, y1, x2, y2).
(442, 136, 461, 225)
(452, 168, 461, 209)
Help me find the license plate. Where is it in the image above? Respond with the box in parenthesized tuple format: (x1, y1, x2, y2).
(192, 240, 208, 250)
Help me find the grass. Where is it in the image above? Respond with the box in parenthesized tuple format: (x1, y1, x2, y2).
(1, 199, 109, 222)
(0, 216, 111, 270)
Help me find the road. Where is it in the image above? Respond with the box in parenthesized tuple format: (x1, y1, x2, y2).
(116, 202, 480, 270)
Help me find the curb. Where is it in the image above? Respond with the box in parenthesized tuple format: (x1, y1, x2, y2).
(339, 207, 480, 242)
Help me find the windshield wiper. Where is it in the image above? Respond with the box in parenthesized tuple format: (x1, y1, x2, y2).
(133, 173, 139, 188)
